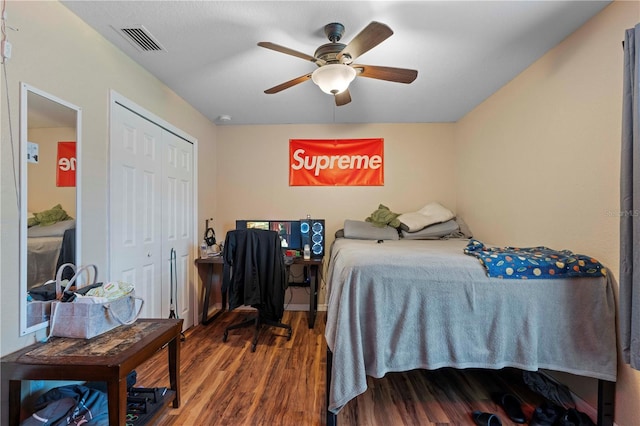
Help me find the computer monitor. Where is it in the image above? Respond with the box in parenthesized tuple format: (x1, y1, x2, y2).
(235, 220, 302, 250)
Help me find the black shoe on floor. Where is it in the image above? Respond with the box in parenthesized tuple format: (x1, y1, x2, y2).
(471, 410, 502, 426)
(492, 392, 526, 423)
(529, 401, 565, 426)
(556, 408, 596, 426)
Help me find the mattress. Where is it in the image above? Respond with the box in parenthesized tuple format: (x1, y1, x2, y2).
(27, 219, 76, 289)
(324, 238, 617, 414)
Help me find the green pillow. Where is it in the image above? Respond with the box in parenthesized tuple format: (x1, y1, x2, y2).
(30, 204, 72, 227)
(365, 204, 401, 228)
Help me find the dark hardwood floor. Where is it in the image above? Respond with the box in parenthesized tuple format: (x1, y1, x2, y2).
(134, 310, 547, 425)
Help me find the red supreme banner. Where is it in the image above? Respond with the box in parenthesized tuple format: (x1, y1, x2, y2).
(56, 141, 76, 187)
(289, 139, 384, 186)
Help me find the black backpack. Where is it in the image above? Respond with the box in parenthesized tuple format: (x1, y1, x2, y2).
(21, 384, 108, 426)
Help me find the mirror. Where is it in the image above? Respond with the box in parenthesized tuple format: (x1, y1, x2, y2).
(19, 83, 82, 335)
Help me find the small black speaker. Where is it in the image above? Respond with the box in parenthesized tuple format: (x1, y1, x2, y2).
(310, 219, 325, 258)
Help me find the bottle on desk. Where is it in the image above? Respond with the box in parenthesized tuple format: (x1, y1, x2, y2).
(303, 244, 311, 260)
(200, 240, 208, 258)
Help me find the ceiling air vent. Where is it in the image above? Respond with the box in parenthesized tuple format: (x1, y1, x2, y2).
(113, 25, 166, 52)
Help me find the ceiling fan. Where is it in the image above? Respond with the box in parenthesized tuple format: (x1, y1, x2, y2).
(258, 21, 418, 106)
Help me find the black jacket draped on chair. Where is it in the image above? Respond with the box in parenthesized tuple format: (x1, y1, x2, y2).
(222, 229, 287, 321)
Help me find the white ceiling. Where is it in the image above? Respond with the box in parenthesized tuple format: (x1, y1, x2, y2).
(60, 1, 611, 126)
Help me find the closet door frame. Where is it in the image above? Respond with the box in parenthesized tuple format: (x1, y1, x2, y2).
(108, 90, 199, 329)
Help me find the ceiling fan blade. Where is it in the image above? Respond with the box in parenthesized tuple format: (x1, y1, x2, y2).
(353, 64, 418, 84)
(335, 89, 352, 106)
(258, 42, 323, 64)
(337, 21, 393, 63)
(264, 73, 313, 94)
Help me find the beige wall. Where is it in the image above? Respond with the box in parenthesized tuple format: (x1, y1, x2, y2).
(216, 123, 456, 238)
(27, 127, 77, 215)
(2, 0, 640, 424)
(0, 0, 217, 362)
(216, 123, 457, 305)
(456, 1, 639, 423)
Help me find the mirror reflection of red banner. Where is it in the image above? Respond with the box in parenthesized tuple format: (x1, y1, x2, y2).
(289, 138, 384, 186)
(56, 141, 76, 187)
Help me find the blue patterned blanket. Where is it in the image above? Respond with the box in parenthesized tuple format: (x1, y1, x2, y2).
(464, 239, 606, 279)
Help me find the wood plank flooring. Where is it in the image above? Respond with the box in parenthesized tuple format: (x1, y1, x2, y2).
(134, 310, 547, 425)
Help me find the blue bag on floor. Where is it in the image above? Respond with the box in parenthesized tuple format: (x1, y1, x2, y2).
(21, 384, 108, 426)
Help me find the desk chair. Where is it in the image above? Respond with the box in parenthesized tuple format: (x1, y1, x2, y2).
(221, 229, 292, 352)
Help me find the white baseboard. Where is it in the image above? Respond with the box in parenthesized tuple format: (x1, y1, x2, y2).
(204, 303, 328, 313)
(284, 303, 310, 311)
(573, 393, 598, 424)
(284, 304, 328, 311)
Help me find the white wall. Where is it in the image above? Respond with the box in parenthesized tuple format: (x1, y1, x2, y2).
(0, 0, 217, 363)
(456, 1, 639, 423)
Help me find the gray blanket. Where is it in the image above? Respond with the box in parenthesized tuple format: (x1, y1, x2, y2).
(324, 238, 617, 414)
(27, 236, 63, 290)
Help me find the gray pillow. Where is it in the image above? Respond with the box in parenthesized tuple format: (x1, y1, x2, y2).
(455, 217, 473, 238)
(400, 219, 459, 240)
(343, 220, 399, 240)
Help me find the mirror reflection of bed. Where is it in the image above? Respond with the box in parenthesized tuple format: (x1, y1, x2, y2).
(21, 84, 81, 333)
(27, 212, 76, 291)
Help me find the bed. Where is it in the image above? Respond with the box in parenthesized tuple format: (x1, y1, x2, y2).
(324, 231, 617, 425)
(27, 219, 76, 290)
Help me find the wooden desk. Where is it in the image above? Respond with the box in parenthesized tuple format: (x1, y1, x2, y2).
(1, 319, 182, 426)
(196, 256, 322, 329)
(290, 258, 323, 329)
(195, 256, 226, 324)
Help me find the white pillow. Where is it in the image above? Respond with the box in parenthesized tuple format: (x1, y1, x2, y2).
(398, 202, 454, 232)
(397, 212, 433, 232)
(418, 201, 454, 222)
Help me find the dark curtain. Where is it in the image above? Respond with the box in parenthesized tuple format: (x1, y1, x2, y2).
(620, 23, 640, 370)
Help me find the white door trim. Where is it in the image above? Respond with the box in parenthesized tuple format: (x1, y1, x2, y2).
(108, 90, 199, 327)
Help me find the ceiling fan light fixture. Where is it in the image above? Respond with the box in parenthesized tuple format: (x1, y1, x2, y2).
(311, 64, 356, 95)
